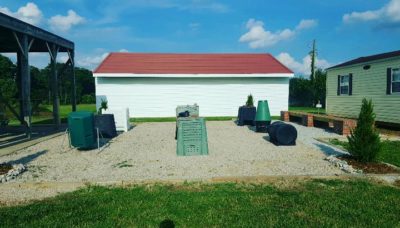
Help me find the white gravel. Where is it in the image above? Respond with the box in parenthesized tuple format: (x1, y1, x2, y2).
(0, 121, 347, 203)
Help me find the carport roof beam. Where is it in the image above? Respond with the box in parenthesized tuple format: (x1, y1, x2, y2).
(0, 12, 74, 52)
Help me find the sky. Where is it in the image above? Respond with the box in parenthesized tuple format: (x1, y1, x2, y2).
(0, 0, 400, 76)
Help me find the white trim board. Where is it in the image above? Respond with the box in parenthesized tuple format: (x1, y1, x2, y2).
(93, 73, 294, 78)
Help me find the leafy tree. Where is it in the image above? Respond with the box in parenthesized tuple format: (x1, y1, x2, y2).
(347, 98, 381, 162)
(31, 66, 48, 113)
(289, 77, 313, 106)
(313, 69, 326, 106)
(0, 54, 17, 101)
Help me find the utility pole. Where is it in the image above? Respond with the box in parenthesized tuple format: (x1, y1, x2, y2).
(310, 39, 316, 81)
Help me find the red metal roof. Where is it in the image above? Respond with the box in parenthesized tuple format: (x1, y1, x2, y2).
(94, 53, 293, 74)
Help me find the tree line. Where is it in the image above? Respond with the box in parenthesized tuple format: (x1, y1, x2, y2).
(289, 69, 326, 107)
(0, 54, 95, 115)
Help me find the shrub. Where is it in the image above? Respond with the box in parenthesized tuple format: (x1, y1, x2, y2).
(245, 94, 254, 107)
(81, 94, 95, 104)
(347, 98, 381, 162)
(98, 99, 108, 114)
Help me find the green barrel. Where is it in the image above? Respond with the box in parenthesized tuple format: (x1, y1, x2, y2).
(255, 100, 271, 132)
(68, 111, 96, 149)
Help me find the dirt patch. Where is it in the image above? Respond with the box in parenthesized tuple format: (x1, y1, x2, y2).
(339, 156, 400, 174)
(0, 164, 12, 175)
(394, 180, 400, 187)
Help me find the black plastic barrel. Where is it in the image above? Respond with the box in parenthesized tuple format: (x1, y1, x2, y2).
(267, 121, 297, 146)
(95, 114, 117, 138)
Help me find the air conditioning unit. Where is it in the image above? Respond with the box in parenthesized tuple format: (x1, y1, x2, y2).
(103, 108, 131, 132)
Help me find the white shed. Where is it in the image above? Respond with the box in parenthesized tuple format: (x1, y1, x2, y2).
(93, 53, 293, 117)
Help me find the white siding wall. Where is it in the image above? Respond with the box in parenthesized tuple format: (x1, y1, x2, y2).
(95, 77, 289, 117)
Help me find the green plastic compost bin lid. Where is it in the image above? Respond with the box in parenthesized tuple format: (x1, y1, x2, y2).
(255, 100, 271, 121)
(68, 111, 96, 149)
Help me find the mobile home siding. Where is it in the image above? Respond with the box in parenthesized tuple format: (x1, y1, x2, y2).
(326, 57, 400, 123)
(96, 77, 289, 117)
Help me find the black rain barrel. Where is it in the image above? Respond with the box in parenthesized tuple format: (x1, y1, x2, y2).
(267, 121, 297, 146)
(95, 114, 117, 138)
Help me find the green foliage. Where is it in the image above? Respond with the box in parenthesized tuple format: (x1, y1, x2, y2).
(289, 69, 326, 107)
(330, 138, 400, 167)
(0, 54, 17, 102)
(245, 94, 254, 107)
(98, 99, 108, 114)
(0, 54, 95, 115)
(0, 180, 399, 227)
(347, 99, 382, 162)
(289, 77, 313, 106)
(313, 69, 327, 106)
(81, 94, 95, 104)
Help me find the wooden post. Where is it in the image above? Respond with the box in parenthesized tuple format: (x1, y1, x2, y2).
(19, 34, 31, 138)
(16, 51, 24, 125)
(69, 50, 77, 111)
(48, 43, 60, 128)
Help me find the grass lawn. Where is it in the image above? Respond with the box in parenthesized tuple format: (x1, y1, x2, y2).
(8, 104, 96, 125)
(329, 139, 400, 167)
(289, 106, 326, 114)
(0, 180, 399, 227)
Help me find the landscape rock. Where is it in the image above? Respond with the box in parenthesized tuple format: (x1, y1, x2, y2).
(0, 163, 26, 184)
(325, 155, 362, 174)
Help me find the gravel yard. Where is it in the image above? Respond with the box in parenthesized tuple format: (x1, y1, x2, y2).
(0, 121, 347, 203)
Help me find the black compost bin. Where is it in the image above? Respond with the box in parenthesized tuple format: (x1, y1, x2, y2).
(237, 106, 256, 126)
(267, 121, 297, 146)
(95, 114, 117, 138)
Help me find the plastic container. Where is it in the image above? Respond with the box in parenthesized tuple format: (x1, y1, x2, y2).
(255, 100, 271, 132)
(68, 111, 96, 149)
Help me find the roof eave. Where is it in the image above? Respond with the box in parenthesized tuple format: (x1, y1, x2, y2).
(93, 73, 294, 78)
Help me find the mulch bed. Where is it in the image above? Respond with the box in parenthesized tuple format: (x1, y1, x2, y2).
(0, 163, 13, 175)
(339, 156, 400, 174)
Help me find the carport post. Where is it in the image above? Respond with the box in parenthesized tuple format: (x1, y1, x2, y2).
(17, 34, 32, 138)
(48, 43, 60, 128)
(68, 49, 77, 112)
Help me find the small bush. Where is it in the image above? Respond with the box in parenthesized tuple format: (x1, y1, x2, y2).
(98, 99, 108, 114)
(81, 94, 95, 104)
(347, 98, 381, 162)
(245, 94, 254, 107)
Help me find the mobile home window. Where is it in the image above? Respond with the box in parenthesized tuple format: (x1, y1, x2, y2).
(392, 68, 400, 93)
(340, 75, 350, 95)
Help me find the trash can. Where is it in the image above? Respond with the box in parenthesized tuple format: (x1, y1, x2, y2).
(95, 114, 117, 138)
(68, 111, 96, 149)
(255, 100, 271, 132)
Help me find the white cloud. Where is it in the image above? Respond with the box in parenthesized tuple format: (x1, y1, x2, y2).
(0, 2, 43, 25)
(239, 18, 317, 49)
(296, 19, 318, 30)
(77, 53, 109, 70)
(343, 0, 400, 24)
(276, 52, 331, 76)
(49, 10, 85, 32)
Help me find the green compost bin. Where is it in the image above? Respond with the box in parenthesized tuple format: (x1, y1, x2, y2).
(177, 117, 208, 156)
(68, 111, 96, 149)
(255, 100, 272, 132)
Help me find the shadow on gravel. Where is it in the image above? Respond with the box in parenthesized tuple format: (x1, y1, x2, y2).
(7, 150, 47, 165)
(314, 143, 346, 156)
